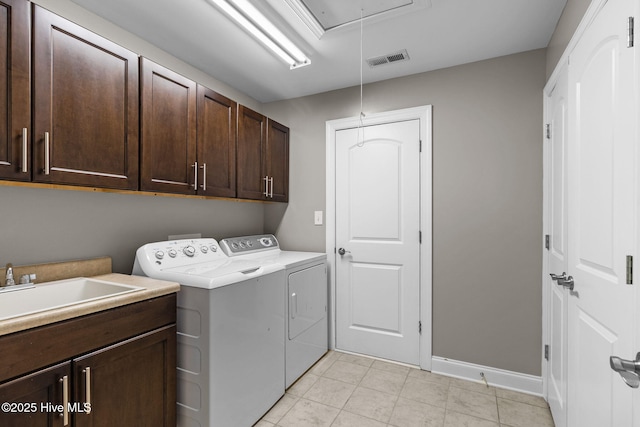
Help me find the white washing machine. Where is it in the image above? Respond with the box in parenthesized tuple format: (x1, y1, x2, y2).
(220, 234, 328, 388)
(132, 238, 285, 427)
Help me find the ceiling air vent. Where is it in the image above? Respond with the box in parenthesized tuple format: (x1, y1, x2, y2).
(367, 49, 410, 68)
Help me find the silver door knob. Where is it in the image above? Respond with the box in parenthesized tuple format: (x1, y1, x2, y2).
(610, 352, 640, 388)
(338, 248, 351, 256)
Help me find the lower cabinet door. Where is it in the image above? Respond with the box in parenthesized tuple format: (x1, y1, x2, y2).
(73, 325, 176, 427)
(0, 362, 70, 427)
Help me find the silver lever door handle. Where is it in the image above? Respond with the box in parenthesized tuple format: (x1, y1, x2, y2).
(610, 352, 640, 388)
(338, 248, 351, 256)
(557, 275, 574, 291)
(550, 272, 574, 290)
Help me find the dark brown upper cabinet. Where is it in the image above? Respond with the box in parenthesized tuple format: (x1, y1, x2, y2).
(237, 105, 266, 200)
(266, 119, 289, 203)
(32, 5, 139, 190)
(196, 85, 237, 198)
(0, 0, 30, 182)
(237, 105, 289, 202)
(140, 58, 197, 195)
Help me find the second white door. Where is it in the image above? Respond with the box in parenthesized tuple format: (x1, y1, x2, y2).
(335, 119, 421, 365)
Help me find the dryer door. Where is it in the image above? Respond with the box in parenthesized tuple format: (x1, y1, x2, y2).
(289, 264, 327, 339)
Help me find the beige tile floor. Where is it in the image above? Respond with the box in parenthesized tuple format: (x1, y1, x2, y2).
(257, 351, 555, 427)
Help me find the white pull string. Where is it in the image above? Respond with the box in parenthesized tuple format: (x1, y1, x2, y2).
(357, 7, 365, 147)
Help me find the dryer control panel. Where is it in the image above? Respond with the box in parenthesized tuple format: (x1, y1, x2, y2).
(220, 234, 280, 257)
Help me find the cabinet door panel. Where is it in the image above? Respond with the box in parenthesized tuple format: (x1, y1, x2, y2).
(266, 119, 289, 202)
(0, 0, 30, 181)
(0, 362, 69, 427)
(197, 85, 236, 197)
(32, 5, 139, 189)
(140, 58, 196, 194)
(237, 105, 266, 200)
(74, 325, 176, 427)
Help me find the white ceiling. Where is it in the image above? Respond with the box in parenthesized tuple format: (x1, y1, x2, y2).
(70, 0, 566, 103)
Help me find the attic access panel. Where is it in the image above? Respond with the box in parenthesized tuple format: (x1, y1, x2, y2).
(301, 0, 413, 30)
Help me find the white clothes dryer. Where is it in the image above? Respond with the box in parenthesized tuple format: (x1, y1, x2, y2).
(220, 234, 328, 388)
(132, 238, 285, 427)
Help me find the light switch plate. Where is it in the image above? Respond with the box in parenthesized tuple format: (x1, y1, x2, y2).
(314, 211, 323, 226)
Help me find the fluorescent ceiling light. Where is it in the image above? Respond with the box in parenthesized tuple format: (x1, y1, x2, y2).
(208, 0, 310, 69)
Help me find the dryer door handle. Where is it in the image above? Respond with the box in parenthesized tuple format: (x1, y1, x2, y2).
(290, 292, 297, 319)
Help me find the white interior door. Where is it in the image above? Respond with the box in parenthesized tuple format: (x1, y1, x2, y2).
(567, 0, 637, 425)
(335, 119, 421, 365)
(546, 67, 569, 427)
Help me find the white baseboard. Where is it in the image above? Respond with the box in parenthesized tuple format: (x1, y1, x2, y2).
(431, 356, 544, 397)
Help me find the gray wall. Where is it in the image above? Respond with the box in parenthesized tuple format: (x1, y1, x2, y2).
(0, 0, 266, 274)
(546, 0, 591, 78)
(264, 49, 546, 375)
(0, 186, 263, 273)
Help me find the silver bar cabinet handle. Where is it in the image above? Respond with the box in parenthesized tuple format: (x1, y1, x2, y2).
(60, 375, 69, 426)
(200, 163, 207, 191)
(83, 367, 92, 414)
(21, 128, 28, 173)
(269, 177, 274, 198)
(44, 132, 50, 175)
(192, 162, 198, 190)
(263, 176, 269, 197)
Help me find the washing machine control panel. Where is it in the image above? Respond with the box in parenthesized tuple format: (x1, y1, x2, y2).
(136, 238, 225, 270)
(220, 234, 280, 257)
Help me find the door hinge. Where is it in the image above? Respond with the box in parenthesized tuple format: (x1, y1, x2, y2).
(544, 344, 549, 361)
(545, 124, 551, 139)
(419, 231, 422, 244)
(627, 255, 633, 285)
(628, 17, 635, 48)
(419, 321, 422, 334)
(419, 140, 422, 152)
(545, 234, 550, 250)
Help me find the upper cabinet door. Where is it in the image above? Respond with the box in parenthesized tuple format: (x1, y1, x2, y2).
(0, 0, 30, 182)
(196, 85, 236, 198)
(140, 58, 197, 194)
(237, 105, 267, 200)
(266, 119, 289, 203)
(32, 5, 139, 190)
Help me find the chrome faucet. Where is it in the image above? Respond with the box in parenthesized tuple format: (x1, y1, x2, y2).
(5, 263, 15, 287)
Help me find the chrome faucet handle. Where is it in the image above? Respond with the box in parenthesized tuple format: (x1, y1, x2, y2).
(5, 263, 15, 287)
(19, 273, 36, 285)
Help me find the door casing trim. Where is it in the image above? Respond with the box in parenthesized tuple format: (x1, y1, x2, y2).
(325, 105, 433, 370)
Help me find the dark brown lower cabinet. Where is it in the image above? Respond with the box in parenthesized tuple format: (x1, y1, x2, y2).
(73, 326, 175, 427)
(0, 362, 69, 427)
(0, 295, 176, 427)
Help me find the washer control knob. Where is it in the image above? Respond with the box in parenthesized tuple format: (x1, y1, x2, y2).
(183, 245, 196, 257)
(246, 240, 254, 247)
(210, 244, 218, 252)
(168, 249, 178, 258)
(155, 251, 165, 260)
(231, 242, 239, 250)
(239, 241, 246, 249)
(260, 237, 272, 247)
(200, 245, 208, 253)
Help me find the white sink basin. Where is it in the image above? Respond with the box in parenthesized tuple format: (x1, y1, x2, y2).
(0, 277, 143, 322)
